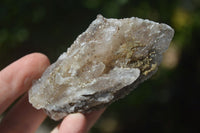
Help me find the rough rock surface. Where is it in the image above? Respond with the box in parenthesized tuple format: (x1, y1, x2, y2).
(29, 15, 174, 121)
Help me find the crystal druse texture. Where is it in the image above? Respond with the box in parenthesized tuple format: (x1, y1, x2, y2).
(29, 15, 174, 120)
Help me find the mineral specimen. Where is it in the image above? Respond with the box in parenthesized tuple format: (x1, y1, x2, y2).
(29, 15, 174, 121)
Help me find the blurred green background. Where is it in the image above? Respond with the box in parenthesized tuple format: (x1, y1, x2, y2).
(0, 0, 200, 133)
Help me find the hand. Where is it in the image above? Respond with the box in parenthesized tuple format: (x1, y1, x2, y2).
(0, 53, 104, 133)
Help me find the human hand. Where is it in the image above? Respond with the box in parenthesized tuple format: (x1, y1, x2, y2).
(0, 53, 104, 133)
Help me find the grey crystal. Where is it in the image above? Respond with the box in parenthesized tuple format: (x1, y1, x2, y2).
(29, 15, 174, 120)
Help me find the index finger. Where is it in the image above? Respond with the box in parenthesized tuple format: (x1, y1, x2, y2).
(0, 53, 50, 114)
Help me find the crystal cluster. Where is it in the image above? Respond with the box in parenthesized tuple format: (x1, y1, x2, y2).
(29, 15, 174, 120)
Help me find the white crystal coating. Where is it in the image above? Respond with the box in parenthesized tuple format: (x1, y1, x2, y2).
(29, 15, 174, 120)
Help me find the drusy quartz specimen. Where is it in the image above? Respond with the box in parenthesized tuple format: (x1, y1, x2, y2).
(29, 15, 174, 120)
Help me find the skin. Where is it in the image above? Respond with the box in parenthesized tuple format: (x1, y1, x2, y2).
(0, 53, 104, 133)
